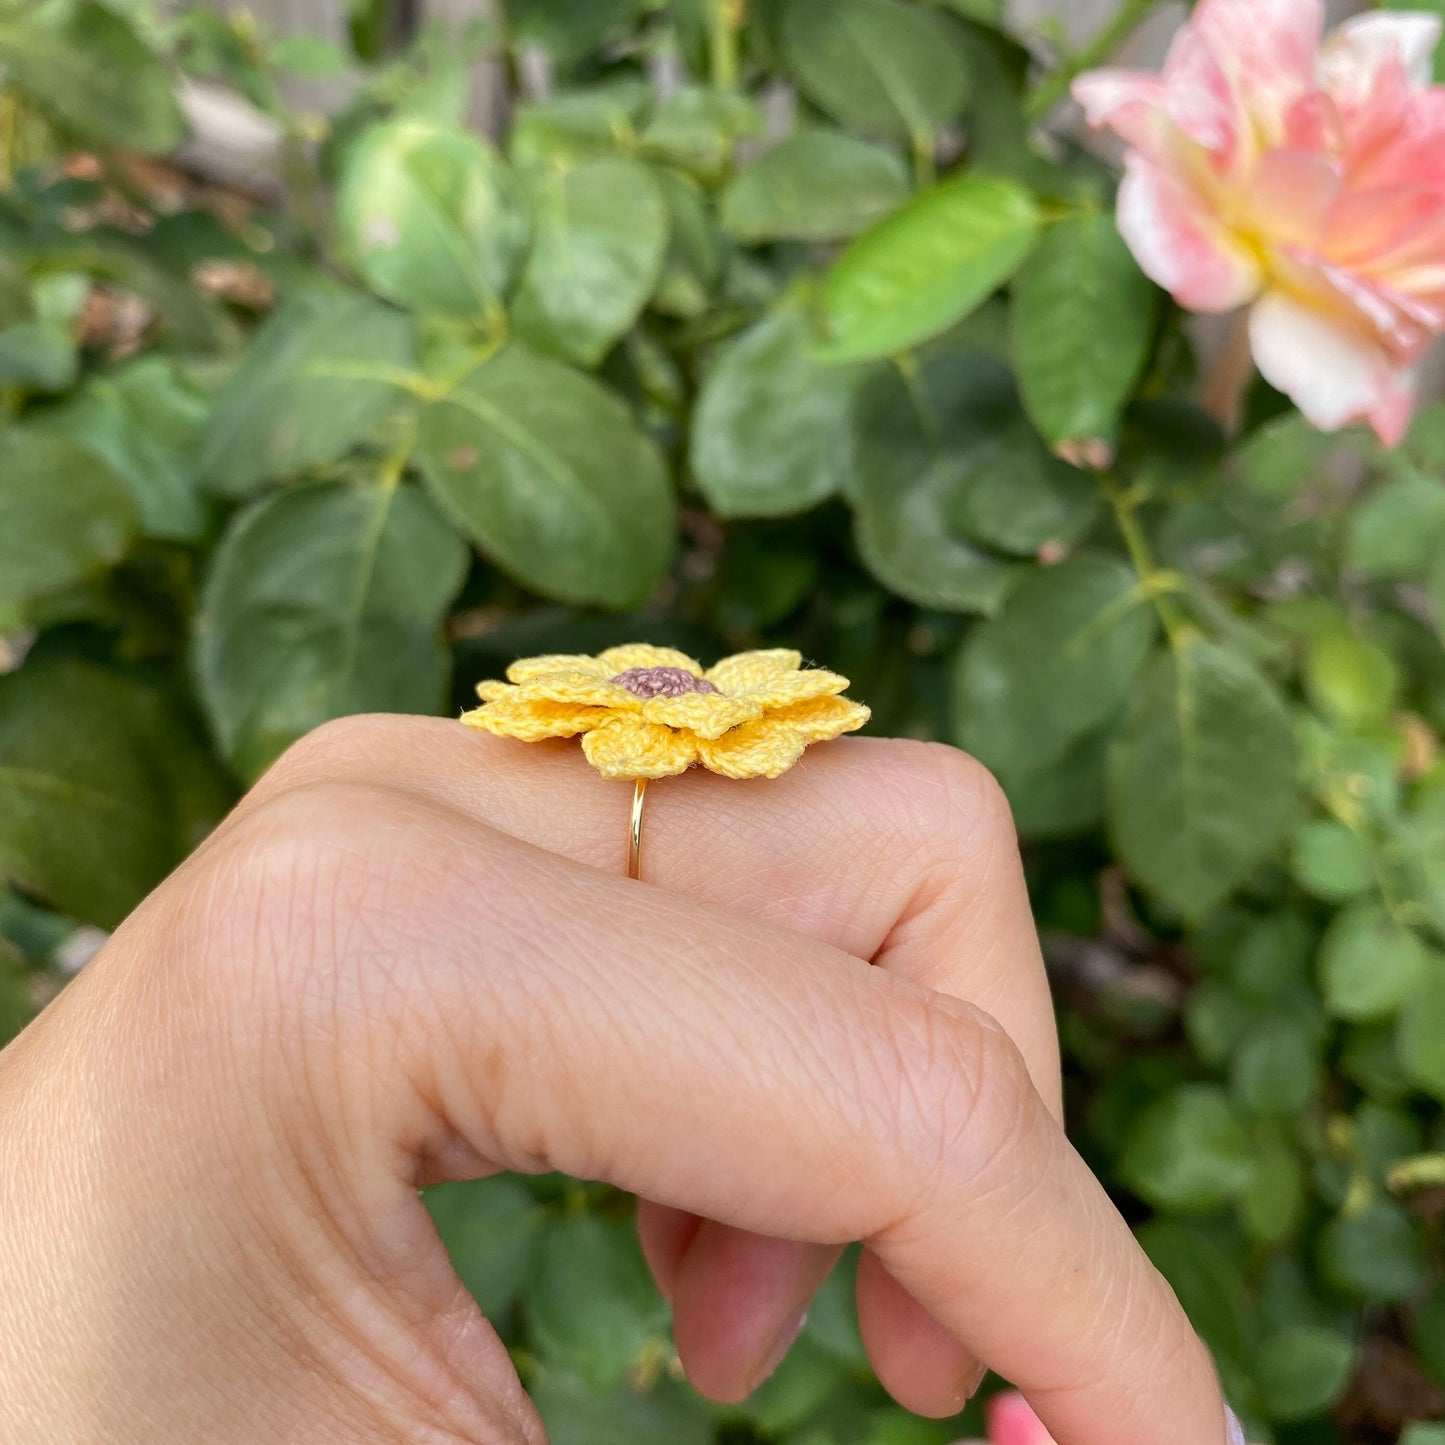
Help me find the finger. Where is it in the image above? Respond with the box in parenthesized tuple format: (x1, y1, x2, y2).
(225, 717, 1060, 1399)
(207, 781, 1231, 1445)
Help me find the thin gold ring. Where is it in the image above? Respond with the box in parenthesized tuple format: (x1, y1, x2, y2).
(627, 778, 648, 881)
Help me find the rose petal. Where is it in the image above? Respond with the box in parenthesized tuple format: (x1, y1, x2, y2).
(506, 653, 612, 683)
(463, 699, 610, 742)
(1117, 154, 1262, 311)
(581, 717, 698, 780)
(1194, 0, 1324, 121)
(595, 643, 706, 677)
(1246, 149, 1340, 250)
(1249, 286, 1413, 440)
(696, 719, 809, 780)
(1072, 68, 1171, 155)
(1324, 11, 1443, 99)
(985, 1392, 1058, 1445)
(639, 691, 763, 740)
(1161, 27, 1249, 164)
(705, 649, 804, 692)
(768, 694, 871, 742)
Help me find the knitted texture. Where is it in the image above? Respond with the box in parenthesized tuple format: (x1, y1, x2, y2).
(463, 644, 870, 780)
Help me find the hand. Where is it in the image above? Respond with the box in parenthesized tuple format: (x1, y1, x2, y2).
(0, 717, 1235, 1445)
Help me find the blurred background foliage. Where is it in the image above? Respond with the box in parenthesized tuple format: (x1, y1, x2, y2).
(2, 1, 1445, 1441)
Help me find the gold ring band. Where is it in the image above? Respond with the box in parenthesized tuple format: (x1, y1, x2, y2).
(627, 778, 648, 881)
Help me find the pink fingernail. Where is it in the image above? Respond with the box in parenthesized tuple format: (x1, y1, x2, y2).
(1226, 1406, 1247, 1445)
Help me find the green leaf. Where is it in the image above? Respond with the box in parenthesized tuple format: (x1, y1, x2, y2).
(651, 166, 726, 320)
(1290, 819, 1374, 903)
(1121, 1084, 1253, 1212)
(720, 132, 910, 244)
(1011, 210, 1156, 452)
(1402, 1428, 1445, 1445)
(691, 309, 870, 519)
(1318, 1201, 1426, 1304)
(1230, 1019, 1319, 1115)
(0, 945, 33, 1046)
(425, 1176, 545, 1317)
(1238, 1137, 1306, 1244)
(847, 352, 1020, 613)
(531, 1368, 714, 1445)
(780, 0, 972, 141)
(1256, 1327, 1355, 1422)
(0, 655, 229, 928)
(200, 290, 416, 498)
(1137, 1220, 1248, 1364)
(509, 0, 644, 63)
(511, 156, 668, 368)
(1305, 629, 1400, 730)
(0, 0, 186, 153)
(1003, 727, 1108, 839)
(416, 347, 674, 609)
(819, 176, 1041, 362)
(336, 117, 531, 318)
(1346, 472, 1445, 578)
(0, 320, 77, 392)
(1397, 953, 1445, 1100)
(955, 555, 1153, 779)
(1108, 641, 1298, 918)
(1318, 904, 1427, 1022)
(526, 1214, 669, 1389)
(195, 480, 469, 781)
(60, 357, 211, 543)
(639, 88, 763, 186)
(1234, 412, 1334, 498)
(0, 427, 136, 610)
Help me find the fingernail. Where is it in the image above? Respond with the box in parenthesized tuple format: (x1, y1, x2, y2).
(755, 1309, 808, 1389)
(950, 1357, 988, 1410)
(1225, 1406, 1247, 1445)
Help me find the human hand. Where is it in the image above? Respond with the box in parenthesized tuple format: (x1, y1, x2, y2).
(0, 717, 1240, 1445)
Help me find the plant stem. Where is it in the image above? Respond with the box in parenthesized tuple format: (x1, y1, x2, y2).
(911, 129, 936, 190)
(709, 0, 744, 91)
(1025, 0, 1161, 121)
(1101, 474, 1189, 648)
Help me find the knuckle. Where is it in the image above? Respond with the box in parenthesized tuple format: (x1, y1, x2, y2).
(260, 713, 415, 793)
(872, 739, 1018, 865)
(873, 990, 1037, 1190)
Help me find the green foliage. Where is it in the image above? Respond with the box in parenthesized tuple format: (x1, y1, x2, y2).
(3, 3, 1445, 1442)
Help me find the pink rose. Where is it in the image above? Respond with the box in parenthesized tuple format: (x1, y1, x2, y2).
(1074, 0, 1445, 446)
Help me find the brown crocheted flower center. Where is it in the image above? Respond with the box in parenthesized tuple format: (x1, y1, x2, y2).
(612, 666, 719, 699)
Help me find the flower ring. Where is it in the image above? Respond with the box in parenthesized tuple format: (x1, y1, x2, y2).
(462, 644, 870, 879)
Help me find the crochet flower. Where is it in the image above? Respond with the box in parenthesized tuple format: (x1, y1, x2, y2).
(463, 644, 870, 781)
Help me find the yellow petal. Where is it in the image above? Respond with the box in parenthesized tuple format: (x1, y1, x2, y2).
(737, 668, 851, 709)
(639, 691, 763, 740)
(516, 670, 640, 707)
(696, 717, 808, 780)
(462, 699, 608, 742)
(769, 694, 871, 741)
(706, 649, 803, 692)
(596, 643, 706, 676)
(507, 653, 612, 683)
(582, 717, 698, 780)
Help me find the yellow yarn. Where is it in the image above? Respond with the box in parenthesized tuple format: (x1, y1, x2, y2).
(463, 644, 870, 780)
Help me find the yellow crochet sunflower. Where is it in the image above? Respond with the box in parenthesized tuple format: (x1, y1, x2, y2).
(463, 644, 870, 780)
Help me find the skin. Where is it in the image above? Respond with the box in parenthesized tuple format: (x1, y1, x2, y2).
(0, 717, 1234, 1445)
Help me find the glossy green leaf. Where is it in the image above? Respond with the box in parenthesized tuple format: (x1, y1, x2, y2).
(527, 1215, 669, 1389)
(531, 1368, 713, 1445)
(1231, 1020, 1319, 1115)
(425, 1177, 545, 1317)
(200, 290, 416, 498)
(195, 480, 469, 781)
(1002, 727, 1108, 839)
(0, 655, 229, 928)
(1319, 904, 1427, 1022)
(1239, 1137, 1306, 1245)
(0, 427, 136, 610)
(1305, 629, 1400, 730)
(640, 88, 763, 185)
(651, 166, 726, 320)
(1122, 1085, 1253, 1212)
(819, 176, 1040, 362)
(1346, 472, 1445, 578)
(1256, 1327, 1355, 1422)
(508, 0, 641, 60)
(0, 320, 77, 392)
(847, 352, 1019, 613)
(416, 347, 674, 609)
(1397, 953, 1445, 1100)
(1318, 1201, 1426, 1303)
(1012, 210, 1156, 451)
(955, 554, 1154, 779)
(781, 0, 972, 140)
(61, 357, 210, 542)
(720, 132, 910, 243)
(1108, 641, 1297, 918)
(691, 309, 870, 518)
(0, 0, 186, 153)
(511, 156, 669, 368)
(337, 117, 531, 318)
(1291, 819, 1374, 902)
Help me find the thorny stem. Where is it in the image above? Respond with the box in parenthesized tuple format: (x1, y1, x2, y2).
(1025, 0, 1163, 121)
(1100, 473, 1191, 649)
